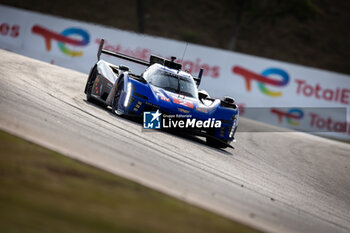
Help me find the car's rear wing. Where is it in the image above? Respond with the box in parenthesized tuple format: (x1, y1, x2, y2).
(97, 38, 203, 86)
(97, 39, 149, 66)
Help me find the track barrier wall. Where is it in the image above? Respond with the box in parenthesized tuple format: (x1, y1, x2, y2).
(1, 5, 349, 140)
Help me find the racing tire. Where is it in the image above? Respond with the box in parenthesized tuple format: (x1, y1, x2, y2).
(111, 81, 124, 115)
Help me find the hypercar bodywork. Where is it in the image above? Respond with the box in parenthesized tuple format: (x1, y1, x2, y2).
(84, 39, 238, 148)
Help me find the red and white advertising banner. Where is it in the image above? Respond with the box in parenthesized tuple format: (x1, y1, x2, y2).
(1, 5, 349, 140)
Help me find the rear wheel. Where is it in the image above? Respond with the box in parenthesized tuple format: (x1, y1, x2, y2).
(111, 81, 124, 115)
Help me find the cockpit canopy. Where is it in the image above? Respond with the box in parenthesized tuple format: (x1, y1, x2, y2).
(143, 64, 198, 99)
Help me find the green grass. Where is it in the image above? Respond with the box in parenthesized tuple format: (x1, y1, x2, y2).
(0, 130, 262, 233)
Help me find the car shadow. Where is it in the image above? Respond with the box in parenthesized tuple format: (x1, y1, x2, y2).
(169, 131, 234, 155)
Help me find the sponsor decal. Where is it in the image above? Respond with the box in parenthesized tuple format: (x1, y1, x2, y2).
(195, 106, 209, 113)
(95, 38, 150, 60)
(179, 58, 220, 78)
(160, 96, 170, 102)
(32, 25, 90, 57)
(172, 98, 194, 108)
(144, 101, 160, 108)
(295, 79, 349, 105)
(271, 108, 348, 133)
(0, 23, 20, 38)
(309, 112, 347, 133)
(271, 108, 303, 126)
(177, 108, 190, 114)
(232, 66, 289, 97)
(233, 66, 349, 105)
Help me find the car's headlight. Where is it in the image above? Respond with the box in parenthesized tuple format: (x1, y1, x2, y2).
(229, 115, 238, 138)
(124, 82, 133, 107)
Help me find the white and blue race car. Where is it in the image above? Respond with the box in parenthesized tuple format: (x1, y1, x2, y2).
(84, 39, 238, 148)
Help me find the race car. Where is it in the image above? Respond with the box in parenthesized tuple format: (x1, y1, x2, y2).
(84, 39, 239, 148)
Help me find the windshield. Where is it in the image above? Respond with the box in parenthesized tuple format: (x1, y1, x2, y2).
(148, 70, 198, 98)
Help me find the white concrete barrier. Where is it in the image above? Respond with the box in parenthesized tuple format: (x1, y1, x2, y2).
(1, 5, 349, 140)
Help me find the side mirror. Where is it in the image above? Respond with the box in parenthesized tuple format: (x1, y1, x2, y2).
(223, 96, 235, 103)
(198, 90, 209, 100)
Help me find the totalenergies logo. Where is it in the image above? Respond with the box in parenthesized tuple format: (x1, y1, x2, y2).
(32, 25, 90, 57)
(232, 66, 289, 97)
(271, 108, 304, 126)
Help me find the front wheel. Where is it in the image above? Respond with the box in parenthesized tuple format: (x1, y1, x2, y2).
(111, 81, 124, 115)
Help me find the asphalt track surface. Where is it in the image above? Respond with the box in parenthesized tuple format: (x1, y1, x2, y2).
(0, 49, 349, 233)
